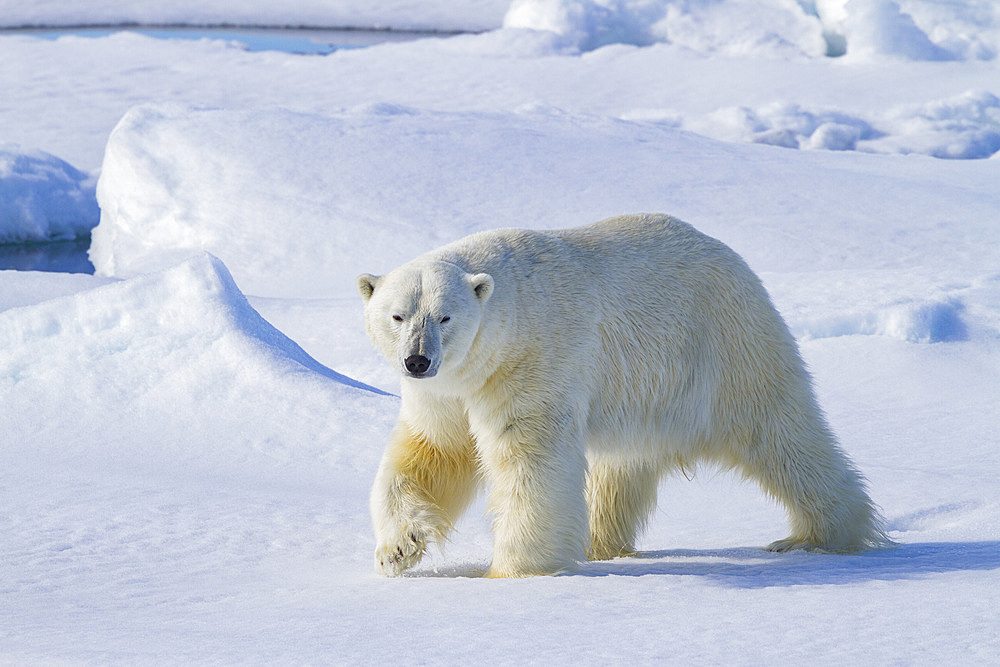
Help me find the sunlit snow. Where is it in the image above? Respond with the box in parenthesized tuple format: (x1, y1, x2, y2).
(1, 0, 998, 662)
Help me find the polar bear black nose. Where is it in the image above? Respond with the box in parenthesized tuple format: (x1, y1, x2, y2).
(405, 355, 431, 375)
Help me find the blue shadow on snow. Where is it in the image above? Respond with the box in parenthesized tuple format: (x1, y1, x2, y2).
(405, 542, 1000, 585)
(575, 541, 1000, 588)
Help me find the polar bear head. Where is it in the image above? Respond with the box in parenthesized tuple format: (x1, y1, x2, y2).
(358, 261, 494, 381)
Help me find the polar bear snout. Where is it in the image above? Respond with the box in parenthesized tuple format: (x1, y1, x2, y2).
(404, 354, 434, 377)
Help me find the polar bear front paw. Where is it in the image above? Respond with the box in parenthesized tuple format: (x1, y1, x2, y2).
(765, 536, 822, 553)
(375, 529, 427, 576)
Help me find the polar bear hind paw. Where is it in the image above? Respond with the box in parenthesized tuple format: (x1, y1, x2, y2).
(375, 530, 427, 576)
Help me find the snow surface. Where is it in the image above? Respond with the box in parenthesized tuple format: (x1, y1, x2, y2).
(90, 102, 1000, 305)
(503, 0, 1000, 59)
(2, 0, 1000, 662)
(0, 146, 99, 242)
(1, 1, 999, 175)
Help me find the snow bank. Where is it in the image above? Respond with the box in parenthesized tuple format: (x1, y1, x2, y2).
(503, 0, 829, 56)
(4, 24, 1000, 664)
(5, 0, 997, 60)
(770, 279, 975, 344)
(4, 26, 998, 176)
(875, 90, 1000, 159)
(99, 102, 739, 297)
(0, 0, 509, 33)
(631, 89, 1000, 158)
(0, 253, 392, 474)
(92, 104, 1000, 333)
(824, 0, 1000, 61)
(503, 0, 1000, 59)
(0, 146, 99, 243)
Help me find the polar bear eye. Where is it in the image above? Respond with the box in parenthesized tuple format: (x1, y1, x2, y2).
(440, 316, 451, 323)
(392, 315, 404, 322)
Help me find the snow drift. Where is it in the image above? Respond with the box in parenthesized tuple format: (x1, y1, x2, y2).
(0, 253, 391, 474)
(91, 104, 1000, 351)
(504, 0, 829, 56)
(503, 0, 1000, 59)
(634, 89, 1000, 159)
(0, 146, 99, 243)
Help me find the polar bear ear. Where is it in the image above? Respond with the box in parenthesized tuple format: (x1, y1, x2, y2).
(357, 273, 381, 302)
(469, 273, 494, 302)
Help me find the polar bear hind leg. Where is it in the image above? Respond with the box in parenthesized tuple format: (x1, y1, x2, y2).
(735, 411, 890, 554)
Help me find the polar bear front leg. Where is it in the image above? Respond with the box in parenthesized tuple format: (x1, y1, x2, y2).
(371, 420, 479, 576)
(474, 408, 590, 577)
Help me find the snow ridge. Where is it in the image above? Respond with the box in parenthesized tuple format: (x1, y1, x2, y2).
(0, 253, 389, 467)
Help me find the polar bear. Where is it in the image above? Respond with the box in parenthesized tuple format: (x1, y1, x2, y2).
(358, 213, 888, 577)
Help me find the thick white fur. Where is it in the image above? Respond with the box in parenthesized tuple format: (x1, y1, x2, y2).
(359, 214, 889, 577)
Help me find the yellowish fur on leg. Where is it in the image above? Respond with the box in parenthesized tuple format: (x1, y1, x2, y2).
(387, 425, 480, 534)
(371, 422, 480, 576)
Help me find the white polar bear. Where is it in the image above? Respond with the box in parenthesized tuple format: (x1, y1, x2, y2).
(358, 214, 888, 577)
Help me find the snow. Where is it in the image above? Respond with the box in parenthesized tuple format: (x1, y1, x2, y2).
(502, 0, 1000, 59)
(2, 0, 1000, 662)
(3, 28, 997, 175)
(0, 254, 387, 466)
(503, 0, 830, 56)
(640, 89, 1000, 158)
(90, 102, 1000, 305)
(0, 146, 99, 242)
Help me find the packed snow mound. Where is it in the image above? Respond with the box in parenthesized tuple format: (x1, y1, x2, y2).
(797, 297, 969, 343)
(764, 271, 1000, 344)
(0, 0, 509, 33)
(503, 0, 829, 56)
(627, 90, 1000, 159)
(503, 0, 1000, 59)
(875, 90, 1000, 159)
(823, 0, 1000, 61)
(98, 102, 743, 296)
(92, 103, 1000, 308)
(0, 146, 99, 243)
(0, 253, 391, 472)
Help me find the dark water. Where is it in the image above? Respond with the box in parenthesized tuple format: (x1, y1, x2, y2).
(0, 238, 94, 274)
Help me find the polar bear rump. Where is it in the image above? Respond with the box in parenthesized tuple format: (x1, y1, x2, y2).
(359, 213, 889, 577)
